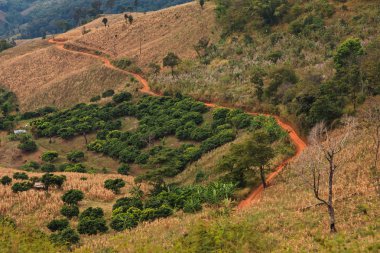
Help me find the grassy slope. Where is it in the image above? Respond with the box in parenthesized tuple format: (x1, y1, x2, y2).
(58, 2, 218, 67)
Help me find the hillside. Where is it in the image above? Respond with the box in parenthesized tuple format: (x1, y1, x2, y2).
(0, 2, 216, 111)
(0, 0, 192, 38)
(0, 0, 379, 252)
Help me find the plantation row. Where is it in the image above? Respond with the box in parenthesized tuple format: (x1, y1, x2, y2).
(30, 93, 286, 181)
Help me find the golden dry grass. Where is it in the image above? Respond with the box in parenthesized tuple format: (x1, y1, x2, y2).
(0, 168, 149, 230)
(59, 2, 218, 67)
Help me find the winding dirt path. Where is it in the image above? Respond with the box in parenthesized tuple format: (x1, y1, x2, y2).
(48, 38, 307, 209)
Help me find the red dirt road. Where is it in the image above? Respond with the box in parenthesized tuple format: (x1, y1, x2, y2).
(48, 38, 307, 209)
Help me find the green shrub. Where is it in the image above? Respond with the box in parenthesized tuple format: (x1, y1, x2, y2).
(50, 227, 80, 246)
(47, 219, 69, 232)
(90, 95, 101, 102)
(11, 182, 32, 193)
(117, 164, 130, 175)
(112, 92, 132, 103)
(41, 173, 66, 191)
(61, 190, 84, 205)
(41, 151, 59, 162)
(18, 139, 37, 152)
(41, 163, 57, 172)
(0, 176, 12, 185)
(78, 207, 108, 235)
(112, 197, 143, 211)
(64, 163, 87, 173)
(183, 198, 202, 213)
(60, 205, 79, 219)
(66, 150, 85, 163)
(110, 207, 141, 231)
(104, 179, 125, 194)
(13, 172, 29, 180)
(102, 89, 115, 98)
(57, 127, 75, 140)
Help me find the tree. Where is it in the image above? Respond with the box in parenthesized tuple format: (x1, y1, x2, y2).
(67, 150, 85, 162)
(42, 151, 59, 162)
(1, 176, 12, 185)
(149, 62, 161, 75)
(117, 164, 130, 175)
(78, 207, 108, 235)
(218, 130, 274, 187)
(334, 38, 364, 110)
(163, 52, 180, 77)
(200, 0, 205, 9)
(302, 118, 355, 233)
(102, 17, 108, 27)
(11, 182, 32, 193)
(13, 172, 28, 180)
(50, 227, 80, 246)
(41, 173, 66, 192)
(18, 139, 38, 153)
(41, 163, 57, 172)
(112, 92, 132, 103)
(128, 15, 134, 25)
(47, 219, 69, 232)
(76, 122, 92, 144)
(104, 178, 126, 194)
(61, 189, 84, 205)
(60, 205, 79, 219)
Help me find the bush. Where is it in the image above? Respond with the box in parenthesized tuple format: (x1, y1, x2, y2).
(22, 161, 40, 170)
(183, 198, 202, 213)
(117, 164, 130, 175)
(11, 182, 32, 193)
(64, 163, 87, 173)
(50, 227, 80, 246)
(60, 205, 79, 219)
(104, 179, 125, 194)
(102, 89, 115, 98)
(47, 219, 69, 232)
(41, 163, 56, 172)
(41, 151, 59, 162)
(112, 197, 143, 211)
(41, 173, 66, 190)
(18, 139, 37, 152)
(57, 127, 75, 140)
(112, 92, 132, 103)
(0, 176, 12, 185)
(13, 172, 28, 180)
(110, 207, 141, 231)
(66, 151, 85, 163)
(78, 207, 108, 235)
(90, 95, 101, 102)
(61, 190, 84, 205)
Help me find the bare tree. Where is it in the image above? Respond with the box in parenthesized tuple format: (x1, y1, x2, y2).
(303, 118, 355, 233)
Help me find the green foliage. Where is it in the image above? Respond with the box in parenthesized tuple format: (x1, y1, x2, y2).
(60, 205, 79, 219)
(50, 227, 80, 246)
(113, 92, 133, 103)
(78, 207, 108, 235)
(61, 189, 84, 205)
(41, 163, 57, 172)
(102, 89, 115, 98)
(163, 52, 181, 75)
(11, 182, 32, 193)
(21, 161, 41, 171)
(104, 178, 126, 194)
(334, 38, 364, 71)
(47, 219, 69, 232)
(117, 164, 130, 175)
(13, 172, 29, 180)
(41, 173, 66, 191)
(42, 151, 59, 162)
(0, 176, 12, 185)
(63, 163, 87, 173)
(18, 139, 38, 153)
(90, 95, 101, 102)
(66, 150, 85, 162)
(0, 40, 14, 52)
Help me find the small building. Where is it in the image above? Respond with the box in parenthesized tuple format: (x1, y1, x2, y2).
(13, 129, 27, 135)
(33, 182, 45, 190)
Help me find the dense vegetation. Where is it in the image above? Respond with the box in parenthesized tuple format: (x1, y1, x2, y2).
(0, 0, 192, 38)
(30, 93, 287, 181)
(151, 0, 380, 133)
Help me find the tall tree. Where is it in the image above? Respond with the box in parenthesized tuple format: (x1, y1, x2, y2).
(163, 52, 181, 77)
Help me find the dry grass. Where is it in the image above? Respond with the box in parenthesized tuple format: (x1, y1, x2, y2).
(0, 168, 149, 230)
(59, 2, 219, 67)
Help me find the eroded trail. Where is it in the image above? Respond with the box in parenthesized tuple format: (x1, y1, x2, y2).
(48, 38, 307, 209)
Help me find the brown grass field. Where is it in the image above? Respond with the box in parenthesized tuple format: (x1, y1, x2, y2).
(59, 2, 218, 67)
(0, 168, 149, 231)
